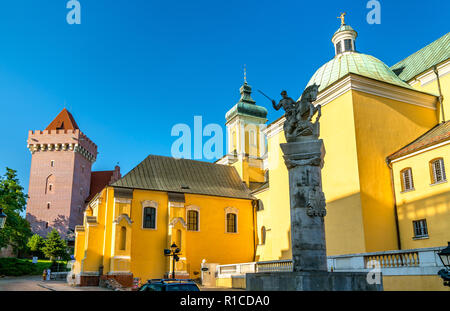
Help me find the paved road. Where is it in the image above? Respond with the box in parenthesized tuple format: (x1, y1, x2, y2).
(0, 275, 111, 291)
(0, 275, 242, 291)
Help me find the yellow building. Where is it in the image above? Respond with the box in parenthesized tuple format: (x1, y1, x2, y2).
(71, 155, 257, 286)
(216, 23, 449, 290)
(73, 18, 449, 290)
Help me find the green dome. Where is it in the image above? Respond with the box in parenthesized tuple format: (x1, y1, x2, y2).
(226, 82, 268, 121)
(305, 52, 413, 93)
(333, 24, 356, 36)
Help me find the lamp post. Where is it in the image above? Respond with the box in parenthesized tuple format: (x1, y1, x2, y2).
(0, 208, 7, 229)
(437, 242, 450, 287)
(164, 243, 181, 279)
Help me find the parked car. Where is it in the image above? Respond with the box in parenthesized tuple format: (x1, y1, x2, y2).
(139, 279, 200, 291)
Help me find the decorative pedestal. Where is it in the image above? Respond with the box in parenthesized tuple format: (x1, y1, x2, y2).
(246, 272, 383, 291)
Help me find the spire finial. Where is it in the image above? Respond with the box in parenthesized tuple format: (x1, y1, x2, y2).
(244, 64, 247, 83)
(338, 12, 346, 25)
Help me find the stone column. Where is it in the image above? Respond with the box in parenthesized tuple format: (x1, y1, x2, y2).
(280, 138, 327, 272)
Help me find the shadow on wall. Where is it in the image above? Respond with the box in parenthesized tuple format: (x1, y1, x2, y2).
(26, 214, 70, 239)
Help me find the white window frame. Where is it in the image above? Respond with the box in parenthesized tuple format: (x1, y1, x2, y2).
(413, 219, 428, 239)
(225, 206, 239, 234)
(186, 205, 200, 232)
(431, 158, 447, 184)
(400, 168, 414, 192)
(141, 200, 158, 230)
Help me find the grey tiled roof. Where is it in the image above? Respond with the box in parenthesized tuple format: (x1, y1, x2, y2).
(112, 155, 254, 200)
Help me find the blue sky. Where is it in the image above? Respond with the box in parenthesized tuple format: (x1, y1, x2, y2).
(0, 0, 449, 195)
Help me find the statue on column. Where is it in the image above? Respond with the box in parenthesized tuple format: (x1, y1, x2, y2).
(271, 84, 321, 142)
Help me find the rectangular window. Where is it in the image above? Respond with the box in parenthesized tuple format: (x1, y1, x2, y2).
(336, 41, 342, 54)
(187, 210, 199, 231)
(143, 207, 156, 229)
(51, 160, 54, 167)
(227, 213, 237, 233)
(344, 39, 352, 51)
(401, 168, 414, 192)
(431, 158, 446, 184)
(413, 219, 428, 238)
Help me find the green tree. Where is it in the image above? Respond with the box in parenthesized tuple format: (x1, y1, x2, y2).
(26, 234, 45, 257)
(41, 229, 69, 261)
(0, 168, 32, 252)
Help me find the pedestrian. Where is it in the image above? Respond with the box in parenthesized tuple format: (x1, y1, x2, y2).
(42, 269, 47, 281)
(46, 268, 51, 281)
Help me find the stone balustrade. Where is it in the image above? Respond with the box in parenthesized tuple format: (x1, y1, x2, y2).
(216, 246, 446, 279)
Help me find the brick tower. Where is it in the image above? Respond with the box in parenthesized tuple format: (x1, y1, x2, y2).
(26, 108, 98, 239)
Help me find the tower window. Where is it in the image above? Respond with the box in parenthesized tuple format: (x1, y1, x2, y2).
(413, 219, 428, 238)
(400, 168, 414, 192)
(430, 158, 446, 184)
(47, 203, 51, 209)
(344, 39, 353, 52)
(226, 213, 237, 233)
(45, 222, 49, 229)
(187, 210, 199, 231)
(336, 41, 342, 54)
(51, 160, 54, 167)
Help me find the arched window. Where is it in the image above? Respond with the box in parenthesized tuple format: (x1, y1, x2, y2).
(47, 203, 51, 210)
(119, 226, 126, 250)
(226, 213, 237, 233)
(400, 168, 414, 192)
(46, 175, 55, 194)
(430, 158, 446, 184)
(261, 226, 266, 245)
(143, 207, 156, 229)
(187, 210, 199, 231)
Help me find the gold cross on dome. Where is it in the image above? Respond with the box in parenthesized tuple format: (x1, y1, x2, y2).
(338, 12, 346, 25)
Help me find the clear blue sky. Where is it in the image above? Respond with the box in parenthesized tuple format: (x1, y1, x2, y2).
(0, 0, 449, 195)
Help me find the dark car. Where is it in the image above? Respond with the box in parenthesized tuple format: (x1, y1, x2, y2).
(139, 279, 200, 291)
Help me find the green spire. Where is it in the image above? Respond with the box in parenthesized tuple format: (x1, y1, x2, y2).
(225, 80, 268, 122)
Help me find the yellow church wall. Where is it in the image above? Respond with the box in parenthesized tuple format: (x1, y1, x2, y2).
(391, 144, 450, 250)
(183, 194, 255, 278)
(383, 275, 450, 291)
(319, 91, 366, 256)
(254, 189, 274, 261)
(351, 90, 439, 253)
(128, 189, 169, 281)
(408, 66, 450, 123)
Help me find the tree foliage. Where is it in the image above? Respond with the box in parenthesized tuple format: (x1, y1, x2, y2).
(41, 229, 69, 261)
(26, 234, 45, 257)
(0, 168, 32, 252)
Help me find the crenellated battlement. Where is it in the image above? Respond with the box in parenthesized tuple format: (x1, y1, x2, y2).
(27, 129, 98, 163)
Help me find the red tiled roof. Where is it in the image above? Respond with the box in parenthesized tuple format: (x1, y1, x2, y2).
(45, 108, 79, 131)
(387, 121, 450, 161)
(86, 171, 114, 202)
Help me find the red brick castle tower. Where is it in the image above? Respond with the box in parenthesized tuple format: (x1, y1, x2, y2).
(26, 108, 98, 239)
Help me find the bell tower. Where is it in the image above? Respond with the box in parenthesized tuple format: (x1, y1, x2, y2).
(218, 76, 268, 187)
(26, 108, 98, 239)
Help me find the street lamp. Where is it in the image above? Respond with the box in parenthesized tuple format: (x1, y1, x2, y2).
(437, 242, 450, 287)
(0, 208, 7, 229)
(164, 243, 181, 279)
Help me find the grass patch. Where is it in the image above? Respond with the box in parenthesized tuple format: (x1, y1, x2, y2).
(0, 258, 69, 276)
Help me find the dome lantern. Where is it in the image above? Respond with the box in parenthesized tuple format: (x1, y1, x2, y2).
(332, 13, 358, 56)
